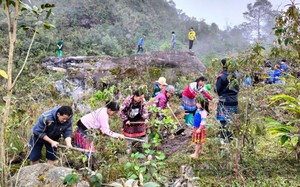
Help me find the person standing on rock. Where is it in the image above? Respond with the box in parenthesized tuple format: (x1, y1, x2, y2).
(170, 31, 176, 50)
(136, 35, 145, 54)
(29, 106, 73, 165)
(57, 38, 64, 58)
(188, 27, 196, 51)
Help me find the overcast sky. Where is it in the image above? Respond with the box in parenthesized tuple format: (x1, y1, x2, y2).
(172, 0, 300, 29)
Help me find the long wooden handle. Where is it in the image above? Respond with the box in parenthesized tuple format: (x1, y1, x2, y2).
(124, 136, 146, 142)
(167, 104, 182, 126)
(57, 144, 94, 153)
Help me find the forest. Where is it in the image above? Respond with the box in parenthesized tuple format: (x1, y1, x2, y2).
(0, 0, 300, 186)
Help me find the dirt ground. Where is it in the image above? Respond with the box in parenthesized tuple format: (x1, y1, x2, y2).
(159, 125, 194, 155)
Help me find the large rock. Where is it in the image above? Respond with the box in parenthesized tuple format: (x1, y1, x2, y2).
(10, 163, 88, 187)
(41, 51, 206, 83)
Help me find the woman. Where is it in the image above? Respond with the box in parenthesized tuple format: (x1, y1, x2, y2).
(153, 85, 175, 110)
(74, 101, 124, 151)
(182, 76, 212, 125)
(120, 90, 148, 138)
(152, 77, 168, 97)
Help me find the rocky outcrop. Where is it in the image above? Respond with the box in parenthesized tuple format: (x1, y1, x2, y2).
(41, 51, 206, 84)
(10, 163, 89, 187)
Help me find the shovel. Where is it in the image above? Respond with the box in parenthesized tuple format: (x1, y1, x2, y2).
(167, 104, 186, 135)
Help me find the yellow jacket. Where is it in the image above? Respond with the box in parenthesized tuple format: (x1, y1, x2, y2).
(188, 30, 196, 40)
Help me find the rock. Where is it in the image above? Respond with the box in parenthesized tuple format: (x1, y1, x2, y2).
(10, 163, 88, 187)
(41, 51, 207, 84)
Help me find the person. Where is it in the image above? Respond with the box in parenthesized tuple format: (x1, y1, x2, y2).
(280, 59, 289, 73)
(215, 59, 239, 143)
(57, 39, 64, 58)
(182, 77, 212, 125)
(265, 62, 274, 84)
(243, 74, 252, 87)
(190, 100, 208, 158)
(74, 101, 125, 152)
(273, 64, 282, 84)
(152, 85, 175, 110)
(170, 31, 176, 50)
(152, 77, 168, 97)
(120, 90, 148, 153)
(29, 106, 73, 165)
(136, 35, 145, 54)
(188, 27, 196, 50)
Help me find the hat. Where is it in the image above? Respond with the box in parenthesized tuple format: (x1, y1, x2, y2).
(165, 85, 175, 93)
(156, 77, 168, 86)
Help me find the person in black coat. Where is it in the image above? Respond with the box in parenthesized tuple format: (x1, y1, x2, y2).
(215, 59, 239, 143)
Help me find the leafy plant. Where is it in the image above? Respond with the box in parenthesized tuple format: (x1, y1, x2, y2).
(266, 93, 300, 158)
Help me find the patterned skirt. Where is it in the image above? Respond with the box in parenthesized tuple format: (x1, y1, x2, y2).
(182, 95, 196, 112)
(74, 128, 95, 152)
(192, 127, 207, 144)
(122, 120, 146, 138)
(216, 103, 238, 122)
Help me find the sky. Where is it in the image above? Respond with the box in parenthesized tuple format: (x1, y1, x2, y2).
(172, 0, 300, 29)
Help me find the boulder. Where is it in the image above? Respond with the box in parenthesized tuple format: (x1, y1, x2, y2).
(10, 163, 88, 187)
(41, 51, 206, 83)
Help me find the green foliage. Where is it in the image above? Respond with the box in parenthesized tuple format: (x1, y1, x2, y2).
(63, 172, 80, 186)
(273, 1, 300, 61)
(124, 147, 166, 183)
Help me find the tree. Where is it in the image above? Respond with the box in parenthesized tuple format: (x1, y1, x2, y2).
(273, 0, 300, 61)
(243, 0, 275, 42)
(0, 1, 54, 186)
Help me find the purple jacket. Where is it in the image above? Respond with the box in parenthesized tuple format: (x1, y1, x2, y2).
(153, 92, 168, 109)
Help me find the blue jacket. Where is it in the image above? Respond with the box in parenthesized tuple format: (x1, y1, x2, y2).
(138, 38, 144, 46)
(32, 106, 73, 140)
(193, 110, 201, 128)
(273, 69, 281, 84)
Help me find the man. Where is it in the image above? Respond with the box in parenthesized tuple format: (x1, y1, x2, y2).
(136, 35, 145, 54)
(188, 27, 196, 50)
(215, 59, 239, 143)
(57, 39, 64, 58)
(170, 31, 176, 50)
(29, 106, 73, 165)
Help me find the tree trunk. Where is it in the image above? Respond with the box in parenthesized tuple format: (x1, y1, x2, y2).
(1, 1, 19, 186)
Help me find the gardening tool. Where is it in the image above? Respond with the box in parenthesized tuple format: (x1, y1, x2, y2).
(167, 104, 186, 135)
(124, 136, 146, 143)
(57, 144, 94, 153)
(128, 121, 148, 124)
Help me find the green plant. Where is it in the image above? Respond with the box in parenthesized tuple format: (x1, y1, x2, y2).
(266, 93, 300, 158)
(124, 145, 166, 183)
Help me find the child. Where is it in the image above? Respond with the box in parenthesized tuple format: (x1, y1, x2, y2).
(190, 101, 208, 158)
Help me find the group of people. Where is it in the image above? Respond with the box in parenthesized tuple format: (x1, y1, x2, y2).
(265, 59, 289, 84)
(135, 26, 197, 54)
(29, 59, 239, 164)
(28, 77, 178, 164)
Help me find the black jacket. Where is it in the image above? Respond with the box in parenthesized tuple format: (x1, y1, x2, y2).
(215, 70, 239, 106)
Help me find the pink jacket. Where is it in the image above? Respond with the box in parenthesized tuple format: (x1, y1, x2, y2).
(80, 108, 120, 138)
